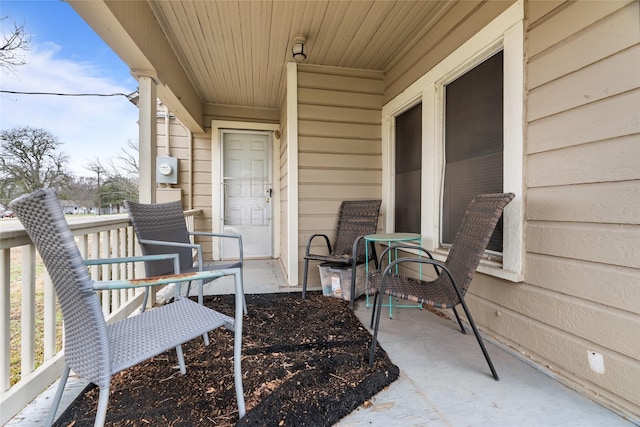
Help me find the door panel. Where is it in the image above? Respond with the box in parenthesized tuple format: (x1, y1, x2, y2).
(222, 132, 272, 258)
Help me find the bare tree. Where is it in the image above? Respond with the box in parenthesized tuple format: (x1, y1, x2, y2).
(0, 127, 72, 199)
(0, 17, 30, 71)
(118, 139, 139, 177)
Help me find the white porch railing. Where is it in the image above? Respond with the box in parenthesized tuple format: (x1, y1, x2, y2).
(0, 210, 199, 425)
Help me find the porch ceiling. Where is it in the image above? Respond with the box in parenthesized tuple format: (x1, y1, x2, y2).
(71, 1, 456, 115)
(147, 0, 454, 109)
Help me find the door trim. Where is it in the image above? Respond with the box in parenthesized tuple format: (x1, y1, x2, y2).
(211, 120, 281, 260)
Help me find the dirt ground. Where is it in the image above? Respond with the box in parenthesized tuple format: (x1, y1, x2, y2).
(54, 292, 399, 426)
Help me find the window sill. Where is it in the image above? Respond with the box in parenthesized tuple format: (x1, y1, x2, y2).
(432, 248, 524, 283)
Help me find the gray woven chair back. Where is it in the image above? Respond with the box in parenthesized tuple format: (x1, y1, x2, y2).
(9, 188, 110, 387)
(125, 200, 193, 277)
(331, 200, 382, 262)
(439, 193, 515, 302)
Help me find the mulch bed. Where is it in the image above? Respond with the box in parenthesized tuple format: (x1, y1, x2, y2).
(54, 292, 399, 426)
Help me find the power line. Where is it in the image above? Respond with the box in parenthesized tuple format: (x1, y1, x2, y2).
(0, 90, 137, 99)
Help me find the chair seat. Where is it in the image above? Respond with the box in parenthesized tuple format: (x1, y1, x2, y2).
(107, 297, 233, 374)
(368, 272, 458, 309)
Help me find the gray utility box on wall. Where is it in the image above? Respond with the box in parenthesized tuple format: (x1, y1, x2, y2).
(318, 263, 367, 301)
(156, 156, 178, 184)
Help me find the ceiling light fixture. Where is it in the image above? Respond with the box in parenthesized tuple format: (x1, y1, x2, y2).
(292, 34, 307, 62)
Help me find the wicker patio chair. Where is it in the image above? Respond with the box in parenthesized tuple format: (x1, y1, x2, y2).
(10, 189, 246, 426)
(302, 199, 382, 308)
(368, 193, 515, 380)
(124, 200, 247, 321)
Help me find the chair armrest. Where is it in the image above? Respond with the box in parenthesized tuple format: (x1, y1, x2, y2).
(189, 231, 243, 262)
(137, 238, 199, 250)
(91, 270, 225, 291)
(305, 233, 332, 256)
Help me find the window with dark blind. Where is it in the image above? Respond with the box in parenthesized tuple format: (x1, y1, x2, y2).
(394, 103, 422, 234)
(443, 51, 504, 252)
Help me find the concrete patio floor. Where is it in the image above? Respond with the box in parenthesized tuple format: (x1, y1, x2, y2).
(7, 260, 635, 426)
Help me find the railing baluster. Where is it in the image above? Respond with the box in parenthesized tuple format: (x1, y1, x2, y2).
(0, 249, 10, 392)
(21, 245, 36, 379)
(43, 272, 57, 359)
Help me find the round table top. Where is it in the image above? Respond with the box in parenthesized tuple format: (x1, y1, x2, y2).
(364, 232, 422, 242)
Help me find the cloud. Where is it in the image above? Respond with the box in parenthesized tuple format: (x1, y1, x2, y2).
(0, 43, 139, 177)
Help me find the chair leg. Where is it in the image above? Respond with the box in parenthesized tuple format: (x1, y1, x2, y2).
(240, 267, 248, 315)
(302, 258, 310, 299)
(233, 272, 247, 418)
(350, 261, 357, 309)
(141, 288, 150, 313)
(369, 291, 379, 329)
(451, 306, 467, 334)
(94, 384, 110, 427)
(194, 279, 211, 346)
(369, 290, 385, 367)
(458, 297, 499, 381)
(176, 344, 186, 374)
(45, 364, 70, 427)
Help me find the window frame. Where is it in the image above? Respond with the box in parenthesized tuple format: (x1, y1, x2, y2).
(381, 1, 524, 282)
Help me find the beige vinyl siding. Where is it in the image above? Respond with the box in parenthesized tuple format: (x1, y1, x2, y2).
(383, 0, 513, 103)
(517, 0, 639, 417)
(297, 64, 383, 285)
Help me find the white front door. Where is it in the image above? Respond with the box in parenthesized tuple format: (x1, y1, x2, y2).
(221, 131, 273, 258)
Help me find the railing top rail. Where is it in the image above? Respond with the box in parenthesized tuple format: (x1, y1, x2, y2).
(0, 210, 201, 250)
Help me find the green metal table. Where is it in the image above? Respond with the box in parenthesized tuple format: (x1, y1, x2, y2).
(364, 232, 422, 317)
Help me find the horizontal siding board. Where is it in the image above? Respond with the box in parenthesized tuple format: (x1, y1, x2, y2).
(527, 135, 640, 187)
(528, 45, 640, 121)
(299, 216, 339, 233)
(471, 279, 640, 360)
(298, 120, 381, 140)
(299, 199, 377, 216)
(527, 89, 640, 154)
(299, 153, 380, 169)
(528, 0, 632, 57)
(526, 254, 640, 315)
(298, 104, 381, 124)
(527, 0, 568, 26)
(299, 136, 381, 154)
(299, 169, 381, 185)
(527, 222, 640, 269)
(526, 182, 640, 224)
(298, 184, 381, 200)
(467, 294, 640, 410)
(298, 88, 384, 109)
(528, 1, 640, 89)
(297, 70, 384, 94)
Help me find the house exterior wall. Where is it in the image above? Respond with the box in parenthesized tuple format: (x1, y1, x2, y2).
(379, 0, 639, 418)
(296, 64, 384, 285)
(516, 0, 639, 417)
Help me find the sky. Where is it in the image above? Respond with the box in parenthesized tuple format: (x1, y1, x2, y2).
(0, 0, 139, 177)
